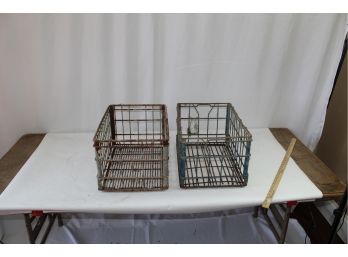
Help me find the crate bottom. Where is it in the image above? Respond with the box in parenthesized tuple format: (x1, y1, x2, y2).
(98, 147, 168, 192)
(179, 143, 246, 189)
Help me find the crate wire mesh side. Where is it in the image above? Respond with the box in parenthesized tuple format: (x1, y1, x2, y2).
(176, 103, 252, 189)
(93, 104, 169, 192)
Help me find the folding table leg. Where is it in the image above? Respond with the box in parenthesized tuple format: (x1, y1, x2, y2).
(253, 206, 259, 218)
(57, 214, 64, 227)
(24, 212, 61, 244)
(24, 213, 37, 244)
(279, 204, 292, 243)
(328, 188, 347, 243)
(40, 214, 57, 244)
(256, 201, 297, 244)
(260, 207, 280, 242)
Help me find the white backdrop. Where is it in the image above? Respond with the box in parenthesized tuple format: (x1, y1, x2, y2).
(0, 14, 346, 158)
(0, 13, 346, 244)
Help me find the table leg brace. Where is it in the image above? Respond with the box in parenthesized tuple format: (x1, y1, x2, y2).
(256, 201, 297, 244)
(24, 212, 63, 244)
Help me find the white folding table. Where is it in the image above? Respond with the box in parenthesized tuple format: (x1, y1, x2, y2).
(0, 129, 327, 243)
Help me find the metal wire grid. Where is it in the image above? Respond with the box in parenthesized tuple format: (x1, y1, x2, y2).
(93, 104, 169, 192)
(94, 104, 169, 145)
(176, 103, 252, 189)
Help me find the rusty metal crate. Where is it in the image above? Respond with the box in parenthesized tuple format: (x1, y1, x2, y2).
(176, 103, 252, 189)
(93, 104, 169, 192)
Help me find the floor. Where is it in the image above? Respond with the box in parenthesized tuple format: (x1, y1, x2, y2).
(0, 207, 310, 244)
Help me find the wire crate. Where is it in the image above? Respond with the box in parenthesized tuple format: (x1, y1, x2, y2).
(93, 104, 169, 192)
(176, 103, 252, 189)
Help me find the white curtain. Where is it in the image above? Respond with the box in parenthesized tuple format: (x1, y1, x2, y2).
(0, 13, 346, 157)
(0, 13, 346, 244)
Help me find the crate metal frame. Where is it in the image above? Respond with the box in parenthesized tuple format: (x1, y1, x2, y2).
(93, 104, 169, 192)
(176, 103, 252, 189)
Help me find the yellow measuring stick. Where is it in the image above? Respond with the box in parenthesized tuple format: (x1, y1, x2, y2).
(262, 138, 297, 209)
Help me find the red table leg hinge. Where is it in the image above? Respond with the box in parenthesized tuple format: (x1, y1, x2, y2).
(31, 210, 43, 217)
(287, 201, 297, 207)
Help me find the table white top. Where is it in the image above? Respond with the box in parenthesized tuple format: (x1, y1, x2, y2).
(0, 129, 322, 215)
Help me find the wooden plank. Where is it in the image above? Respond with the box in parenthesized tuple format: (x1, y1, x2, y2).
(0, 134, 45, 193)
(270, 128, 346, 199)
